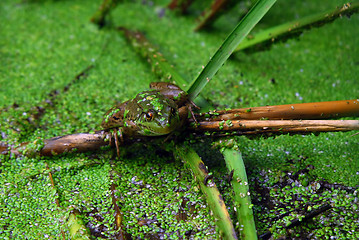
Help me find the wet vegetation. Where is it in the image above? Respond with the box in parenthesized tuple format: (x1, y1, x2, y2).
(0, 0, 358, 239)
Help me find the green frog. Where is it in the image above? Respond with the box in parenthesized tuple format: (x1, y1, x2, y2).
(101, 82, 192, 155)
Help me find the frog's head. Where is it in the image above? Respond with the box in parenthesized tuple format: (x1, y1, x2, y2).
(133, 91, 181, 136)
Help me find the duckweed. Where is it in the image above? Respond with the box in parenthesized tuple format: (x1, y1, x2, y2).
(1, 0, 358, 239)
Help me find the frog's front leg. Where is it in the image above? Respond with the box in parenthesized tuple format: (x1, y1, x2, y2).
(113, 128, 123, 158)
(178, 106, 189, 124)
(105, 128, 123, 158)
(102, 103, 128, 158)
(150, 82, 199, 123)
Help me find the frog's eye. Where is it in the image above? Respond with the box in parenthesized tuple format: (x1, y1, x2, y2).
(170, 107, 176, 115)
(145, 111, 155, 121)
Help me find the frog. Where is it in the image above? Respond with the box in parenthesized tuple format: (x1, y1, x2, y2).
(101, 82, 194, 156)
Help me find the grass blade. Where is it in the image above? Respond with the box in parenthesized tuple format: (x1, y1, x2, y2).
(187, 0, 277, 100)
(235, 2, 359, 52)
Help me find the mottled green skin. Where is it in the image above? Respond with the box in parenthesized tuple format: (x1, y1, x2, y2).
(101, 83, 187, 137)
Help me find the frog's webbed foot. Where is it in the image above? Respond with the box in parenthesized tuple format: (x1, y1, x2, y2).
(150, 81, 200, 123)
(178, 101, 200, 124)
(187, 100, 200, 124)
(187, 105, 197, 123)
(114, 130, 120, 158)
(108, 128, 123, 158)
(188, 99, 200, 110)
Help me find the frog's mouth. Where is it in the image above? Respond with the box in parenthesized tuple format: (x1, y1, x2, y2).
(137, 114, 180, 136)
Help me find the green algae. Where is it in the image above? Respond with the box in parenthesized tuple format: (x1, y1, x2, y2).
(0, 0, 358, 239)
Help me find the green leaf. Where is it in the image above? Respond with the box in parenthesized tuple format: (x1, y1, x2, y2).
(187, 0, 277, 100)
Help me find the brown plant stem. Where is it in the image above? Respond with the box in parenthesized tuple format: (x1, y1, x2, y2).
(110, 181, 127, 239)
(46, 163, 66, 240)
(191, 120, 359, 133)
(195, 0, 237, 31)
(167, 0, 194, 13)
(196, 99, 359, 121)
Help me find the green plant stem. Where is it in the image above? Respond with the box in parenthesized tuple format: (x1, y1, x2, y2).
(174, 145, 238, 240)
(222, 147, 257, 240)
(235, 2, 359, 52)
(187, 0, 277, 100)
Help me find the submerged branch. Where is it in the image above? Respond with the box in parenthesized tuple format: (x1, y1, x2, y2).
(2, 65, 94, 141)
(259, 204, 332, 240)
(0, 131, 109, 157)
(118, 27, 189, 89)
(117, 27, 211, 111)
